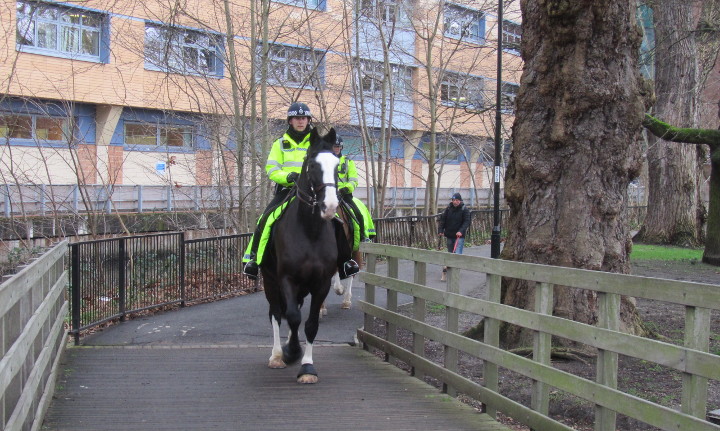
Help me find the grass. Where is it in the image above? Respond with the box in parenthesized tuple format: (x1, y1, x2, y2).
(630, 244, 703, 261)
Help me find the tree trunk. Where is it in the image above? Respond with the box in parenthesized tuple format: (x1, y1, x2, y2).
(635, 0, 705, 247)
(500, 0, 647, 347)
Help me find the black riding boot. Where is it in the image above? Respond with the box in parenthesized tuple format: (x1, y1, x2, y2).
(243, 254, 259, 280)
(333, 218, 360, 280)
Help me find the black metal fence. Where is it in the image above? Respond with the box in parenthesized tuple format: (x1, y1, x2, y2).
(70, 232, 253, 343)
(374, 209, 506, 250)
(69, 206, 646, 341)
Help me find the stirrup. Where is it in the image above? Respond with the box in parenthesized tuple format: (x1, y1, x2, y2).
(243, 261, 259, 280)
(340, 259, 360, 280)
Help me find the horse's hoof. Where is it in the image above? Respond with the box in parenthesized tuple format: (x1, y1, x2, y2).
(268, 356, 286, 369)
(297, 364, 318, 384)
(320, 306, 328, 316)
(282, 344, 303, 365)
(341, 301, 351, 309)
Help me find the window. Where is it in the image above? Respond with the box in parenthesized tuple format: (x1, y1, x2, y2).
(265, 44, 324, 88)
(16, 1, 106, 62)
(440, 72, 485, 109)
(274, 0, 324, 10)
(145, 23, 223, 77)
(0, 113, 70, 143)
(360, 0, 408, 25)
(124, 122, 194, 148)
(420, 134, 462, 162)
(444, 4, 485, 43)
(502, 20, 521, 53)
(501, 82, 519, 113)
(359, 60, 413, 98)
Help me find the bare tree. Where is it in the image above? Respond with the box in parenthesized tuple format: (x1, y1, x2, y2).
(635, 0, 706, 247)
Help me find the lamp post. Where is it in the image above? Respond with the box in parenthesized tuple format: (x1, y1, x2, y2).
(491, 0, 503, 259)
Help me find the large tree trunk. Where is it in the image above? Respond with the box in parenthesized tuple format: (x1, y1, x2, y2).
(635, 0, 706, 246)
(500, 0, 647, 347)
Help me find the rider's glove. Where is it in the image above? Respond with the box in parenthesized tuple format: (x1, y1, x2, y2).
(286, 172, 299, 184)
(339, 187, 350, 195)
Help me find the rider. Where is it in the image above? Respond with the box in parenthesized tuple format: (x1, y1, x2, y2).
(333, 136, 369, 243)
(242, 102, 360, 280)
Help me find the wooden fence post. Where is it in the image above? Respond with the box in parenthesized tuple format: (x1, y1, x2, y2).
(484, 273, 501, 418)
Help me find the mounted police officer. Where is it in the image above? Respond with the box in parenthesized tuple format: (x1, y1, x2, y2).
(333, 136, 370, 243)
(242, 102, 360, 280)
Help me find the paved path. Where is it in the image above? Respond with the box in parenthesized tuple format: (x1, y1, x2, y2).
(43, 246, 508, 431)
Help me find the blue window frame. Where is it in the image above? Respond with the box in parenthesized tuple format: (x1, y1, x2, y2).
(274, 0, 326, 11)
(444, 3, 485, 43)
(501, 82, 519, 113)
(417, 133, 466, 163)
(441, 72, 485, 109)
(0, 112, 71, 144)
(502, 20, 521, 54)
(145, 23, 224, 78)
(359, 59, 413, 98)
(123, 121, 194, 149)
(264, 44, 324, 88)
(360, 0, 409, 25)
(16, 1, 108, 62)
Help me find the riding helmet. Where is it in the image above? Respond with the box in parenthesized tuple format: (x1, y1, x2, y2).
(287, 102, 312, 122)
(334, 136, 344, 148)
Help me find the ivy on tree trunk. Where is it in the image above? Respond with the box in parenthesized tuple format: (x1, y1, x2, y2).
(643, 114, 720, 265)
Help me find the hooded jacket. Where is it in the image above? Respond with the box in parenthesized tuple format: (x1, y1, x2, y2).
(438, 201, 471, 239)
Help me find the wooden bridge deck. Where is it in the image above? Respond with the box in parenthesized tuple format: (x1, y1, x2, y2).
(43, 344, 511, 431)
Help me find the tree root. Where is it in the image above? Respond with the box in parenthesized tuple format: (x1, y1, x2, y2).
(508, 347, 595, 365)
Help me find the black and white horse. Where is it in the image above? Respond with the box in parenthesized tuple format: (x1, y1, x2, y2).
(260, 127, 340, 384)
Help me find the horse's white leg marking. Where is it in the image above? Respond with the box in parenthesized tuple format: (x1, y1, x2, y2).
(341, 275, 353, 309)
(268, 318, 285, 368)
(301, 342, 314, 365)
(332, 272, 344, 295)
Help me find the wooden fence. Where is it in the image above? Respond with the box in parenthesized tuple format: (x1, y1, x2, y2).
(0, 241, 68, 431)
(357, 243, 720, 431)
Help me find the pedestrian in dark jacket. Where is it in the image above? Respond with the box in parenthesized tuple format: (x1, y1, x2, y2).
(438, 193, 471, 280)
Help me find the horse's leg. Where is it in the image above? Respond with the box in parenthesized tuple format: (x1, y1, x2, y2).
(341, 275, 353, 309)
(281, 288, 303, 365)
(297, 292, 326, 384)
(331, 272, 344, 295)
(268, 315, 286, 369)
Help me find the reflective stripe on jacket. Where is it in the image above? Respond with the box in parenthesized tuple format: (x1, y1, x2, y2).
(265, 132, 311, 187)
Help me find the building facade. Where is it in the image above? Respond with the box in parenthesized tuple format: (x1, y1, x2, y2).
(0, 0, 521, 207)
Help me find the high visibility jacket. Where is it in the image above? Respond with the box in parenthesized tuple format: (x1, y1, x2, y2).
(266, 132, 311, 187)
(337, 155, 358, 193)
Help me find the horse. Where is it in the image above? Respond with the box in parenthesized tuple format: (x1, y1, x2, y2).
(260, 127, 340, 384)
(320, 204, 364, 316)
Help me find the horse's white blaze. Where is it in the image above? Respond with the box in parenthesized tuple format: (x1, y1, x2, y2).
(316, 152, 339, 219)
(301, 342, 314, 365)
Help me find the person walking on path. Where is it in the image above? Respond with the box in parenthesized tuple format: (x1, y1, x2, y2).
(438, 192, 471, 281)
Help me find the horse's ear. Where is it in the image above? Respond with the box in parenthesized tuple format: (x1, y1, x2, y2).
(320, 128, 336, 152)
(326, 128, 336, 143)
(309, 127, 320, 141)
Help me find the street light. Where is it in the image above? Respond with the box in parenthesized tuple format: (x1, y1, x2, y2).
(491, 0, 503, 259)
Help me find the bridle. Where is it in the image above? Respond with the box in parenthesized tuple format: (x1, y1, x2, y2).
(294, 151, 336, 213)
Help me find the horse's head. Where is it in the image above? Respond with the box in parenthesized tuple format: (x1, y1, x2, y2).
(298, 127, 339, 220)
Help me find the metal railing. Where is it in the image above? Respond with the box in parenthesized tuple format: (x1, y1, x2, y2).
(1, 183, 650, 217)
(374, 209, 508, 249)
(69, 232, 253, 343)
